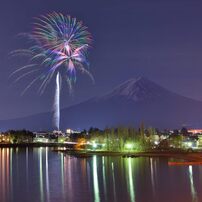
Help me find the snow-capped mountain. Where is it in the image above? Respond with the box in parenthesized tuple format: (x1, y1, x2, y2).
(101, 77, 172, 101)
(1, 77, 202, 130)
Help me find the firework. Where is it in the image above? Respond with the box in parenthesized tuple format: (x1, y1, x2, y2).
(10, 12, 93, 130)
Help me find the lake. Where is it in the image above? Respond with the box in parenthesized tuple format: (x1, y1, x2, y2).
(0, 147, 202, 202)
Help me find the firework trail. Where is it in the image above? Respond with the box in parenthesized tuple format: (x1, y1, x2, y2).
(10, 12, 93, 130)
(53, 72, 61, 130)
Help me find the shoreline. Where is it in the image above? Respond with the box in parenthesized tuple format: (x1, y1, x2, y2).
(1, 143, 202, 161)
(0, 143, 74, 148)
(57, 149, 202, 161)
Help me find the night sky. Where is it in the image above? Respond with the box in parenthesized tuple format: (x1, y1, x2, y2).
(0, 0, 202, 119)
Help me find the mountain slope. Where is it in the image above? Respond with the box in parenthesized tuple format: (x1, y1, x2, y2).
(1, 77, 202, 130)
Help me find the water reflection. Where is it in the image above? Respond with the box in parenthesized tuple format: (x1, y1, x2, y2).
(25, 147, 29, 197)
(0, 148, 202, 202)
(45, 148, 50, 202)
(128, 158, 135, 202)
(60, 152, 65, 198)
(102, 156, 107, 200)
(0, 148, 11, 202)
(150, 158, 156, 197)
(189, 165, 198, 202)
(93, 155, 100, 202)
(38, 148, 44, 202)
(64, 155, 73, 201)
(9, 148, 13, 202)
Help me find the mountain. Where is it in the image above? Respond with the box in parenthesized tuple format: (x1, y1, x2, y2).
(1, 77, 202, 131)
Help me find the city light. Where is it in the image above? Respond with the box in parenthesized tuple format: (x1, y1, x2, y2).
(125, 143, 134, 150)
(92, 141, 98, 149)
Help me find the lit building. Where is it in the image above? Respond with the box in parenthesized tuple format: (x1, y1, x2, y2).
(188, 129, 202, 134)
(33, 137, 49, 143)
(66, 128, 80, 135)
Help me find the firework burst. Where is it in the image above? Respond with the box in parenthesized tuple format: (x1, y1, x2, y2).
(10, 12, 93, 130)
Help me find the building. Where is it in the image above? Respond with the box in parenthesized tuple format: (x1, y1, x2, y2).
(188, 129, 202, 134)
(66, 128, 80, 135)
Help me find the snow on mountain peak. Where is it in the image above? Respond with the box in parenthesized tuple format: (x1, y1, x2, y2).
(104, 77, 170, 101)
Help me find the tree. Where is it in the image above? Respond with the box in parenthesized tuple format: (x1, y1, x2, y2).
(181, 127, 188, 136)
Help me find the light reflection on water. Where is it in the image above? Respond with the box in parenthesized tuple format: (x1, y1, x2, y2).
(189, 165, 198, 202)
(45, 148, 50, 202)
(128, 158, 135, 202)
(0, 148, 202, 202)
(93, 155, 100, 202)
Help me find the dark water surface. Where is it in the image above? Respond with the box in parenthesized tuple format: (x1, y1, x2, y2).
(0, 148, 202, 202)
